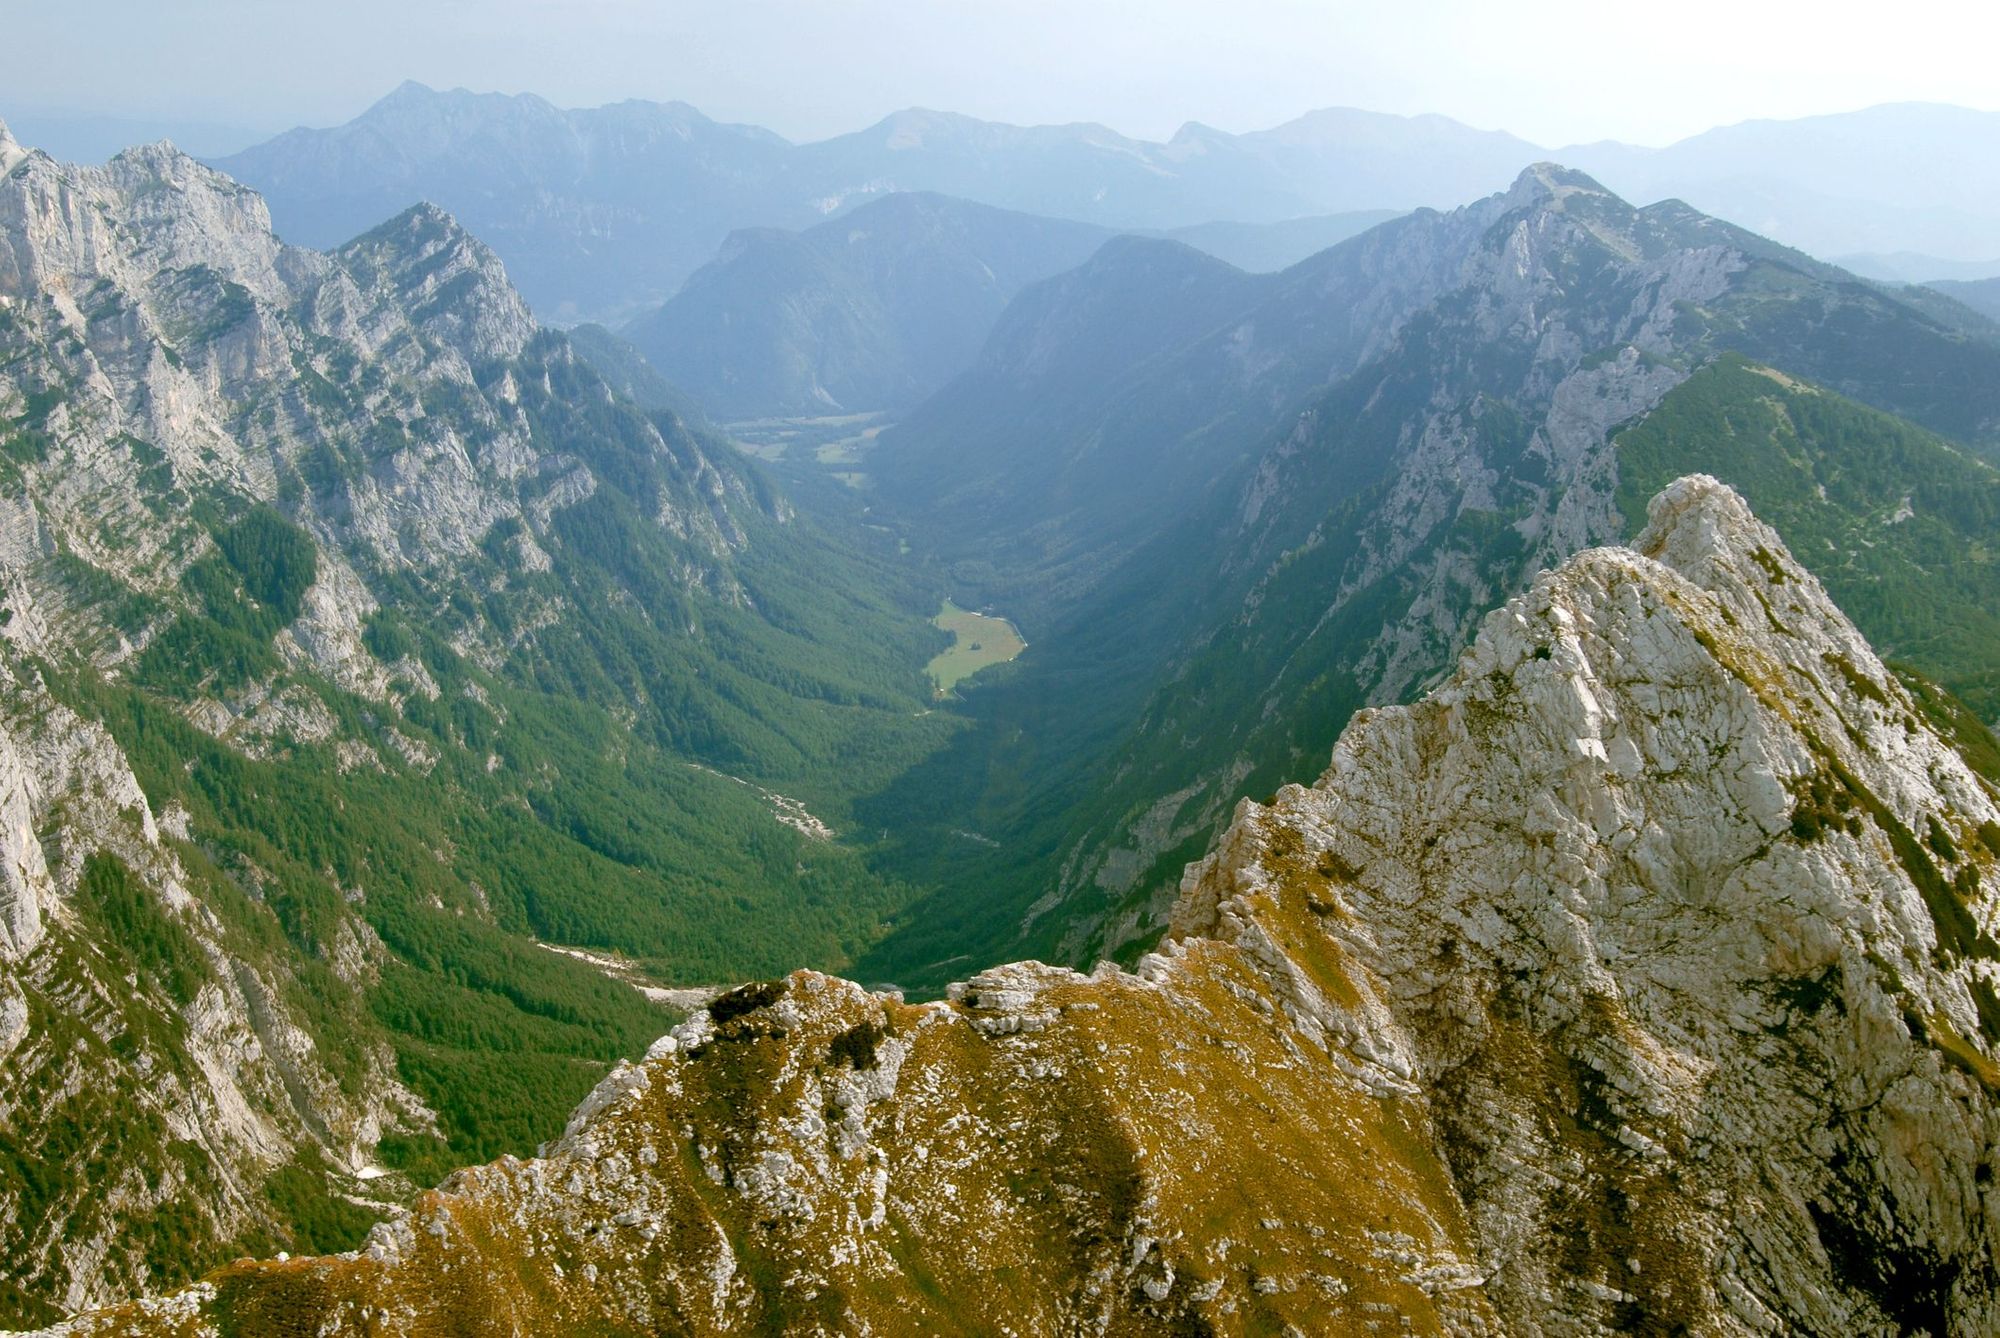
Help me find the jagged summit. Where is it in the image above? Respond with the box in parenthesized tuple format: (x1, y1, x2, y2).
(107, 137, 188, 165)
(330, 199, 535, 363)
(51, 478, 2000, 1335)
(0, 130, 301, 311)
(0, 118, 25, 175)
(383, 78, 439, 102)
(337, 197, 495, 268)
(1635, 470, 1781, 581)
(1489, 162, 1635, 234)
(360, 80, 562, 120)
(1509, 159, 1616, 199)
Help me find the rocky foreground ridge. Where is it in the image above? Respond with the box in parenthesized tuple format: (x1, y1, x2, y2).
(43, 476, 2000, 1335)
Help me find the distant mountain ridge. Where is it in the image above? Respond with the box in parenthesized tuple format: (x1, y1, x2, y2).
(622, 193, 1116, 419)
(207, 85, 1539, 322)
(1840, 252, 2000, 284)
(212, 82, 796, 323)
(1159, 209, 1402, 272)
(619, 194, 1404, 421)
(1564, 102, 2000, 267)
(1932, 277, 2000, 323)
(201, 86, 2000, 328)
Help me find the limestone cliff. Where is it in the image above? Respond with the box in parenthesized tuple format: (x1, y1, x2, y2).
(47, 478, 2000, 1335)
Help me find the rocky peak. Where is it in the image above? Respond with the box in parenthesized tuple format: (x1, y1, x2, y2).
(1505, 159, 1615, 205)
(0, 132, 305, 313)
(0, 118, 25, 176)
(331, 201, 535, 363)
(1483, 160, 1688, 273)
(344, 199, 469, 255)
(54, 479, 2000, 1334)
(1181, 473, 2000, 1329)
(110, 141, 301, 288)
(379, 78, 441, 107)
(1635, 469, 1785, 589)
(351, 81, 567, 143)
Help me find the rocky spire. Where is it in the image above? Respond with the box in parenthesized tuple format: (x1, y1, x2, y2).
(0, 117, 28, 175)
(332, 200, 536, 363)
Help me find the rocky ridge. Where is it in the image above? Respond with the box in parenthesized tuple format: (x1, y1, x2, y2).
(45, 478, 2000, 1334)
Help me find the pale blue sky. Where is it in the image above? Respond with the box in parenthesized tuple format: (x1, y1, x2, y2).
(4, 0, 1996, 150)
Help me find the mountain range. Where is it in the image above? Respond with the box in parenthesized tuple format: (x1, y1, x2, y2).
(202, 85, 2000, 325)
(7, 105, 2000, 1333)
(1561, 102, 2000, 275)
(621, 193, 1400, 420)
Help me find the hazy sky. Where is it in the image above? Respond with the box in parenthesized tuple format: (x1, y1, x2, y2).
(4, 0, 1996, 150)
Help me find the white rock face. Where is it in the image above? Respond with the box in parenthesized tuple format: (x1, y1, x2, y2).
(0, 121, 27, 177)
(0, 714, 56, 960)
(1176, 476, 2000, 1333)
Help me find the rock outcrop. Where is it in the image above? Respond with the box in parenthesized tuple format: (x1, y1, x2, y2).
(47, 478, 2000, 1335)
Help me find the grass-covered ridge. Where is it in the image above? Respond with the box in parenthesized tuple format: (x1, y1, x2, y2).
(1615, 355, 2000, 722)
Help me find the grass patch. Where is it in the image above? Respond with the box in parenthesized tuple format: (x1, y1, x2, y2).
(1923, 1012, 2000, 1090)
(925, 600, 1027, 697)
